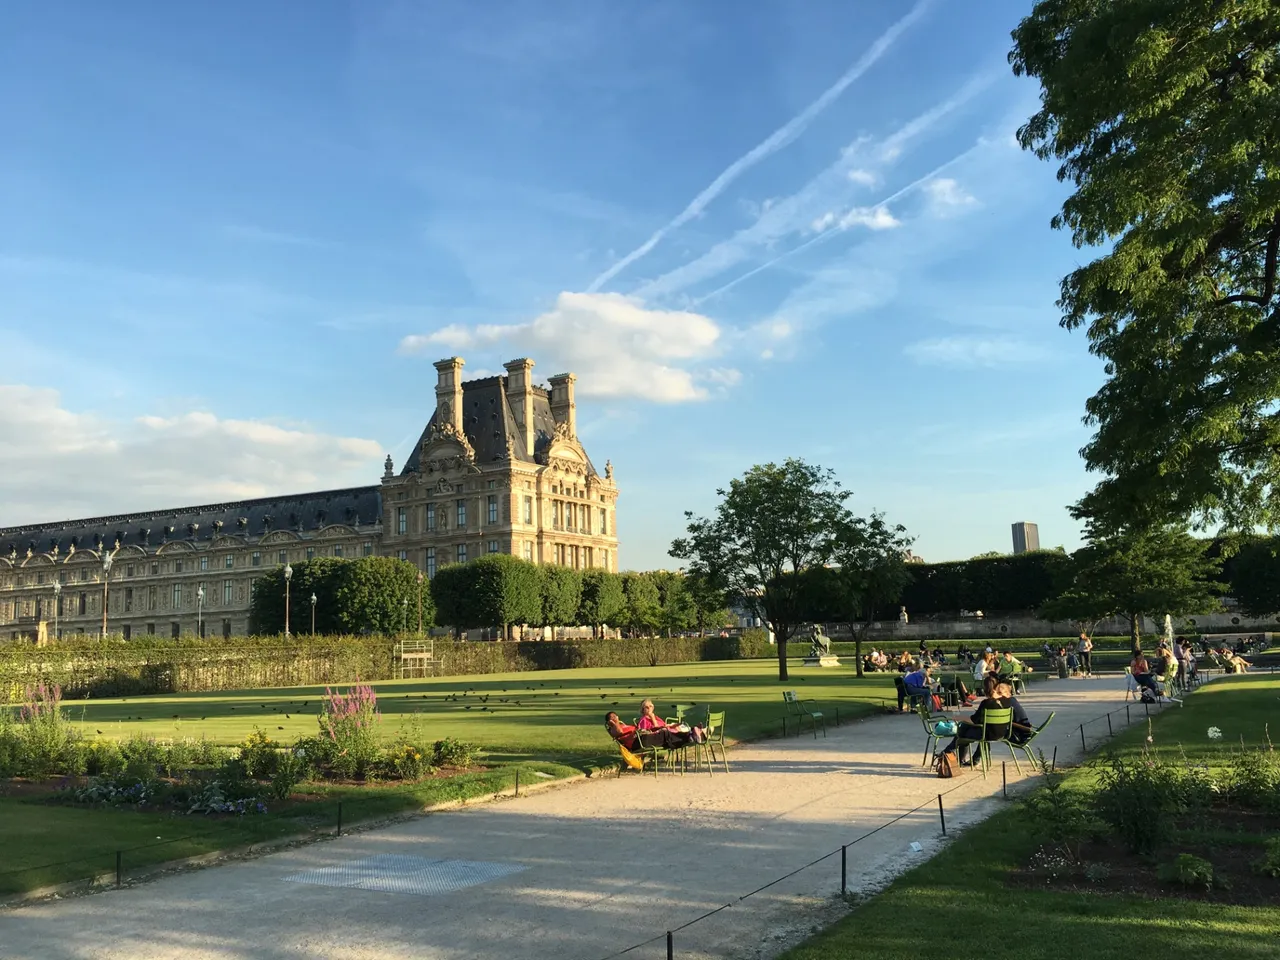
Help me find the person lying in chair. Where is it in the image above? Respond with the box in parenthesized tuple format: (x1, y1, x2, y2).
(605, 712, 697, 752)
(637, 700, 705, 742)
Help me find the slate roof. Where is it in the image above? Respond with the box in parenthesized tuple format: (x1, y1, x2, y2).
(401, 375, 563, 473)
(0, 487, 382, 558)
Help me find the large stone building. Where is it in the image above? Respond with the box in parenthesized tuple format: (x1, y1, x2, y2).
(0, 358, 619, 641)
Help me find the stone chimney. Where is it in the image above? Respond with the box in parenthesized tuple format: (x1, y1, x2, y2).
(548, 372, 577, 437)
(503, 358, 536, 457)
(433, 357, 465, 434)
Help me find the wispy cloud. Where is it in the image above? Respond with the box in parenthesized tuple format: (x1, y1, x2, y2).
(586, 0, 936, 292)
(904, 336, 1049, 367)
(399, 292, 735, 403)
(923, 177, 977, 213)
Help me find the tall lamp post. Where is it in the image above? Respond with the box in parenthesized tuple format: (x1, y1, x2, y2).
(101, 549, 114, 639)
(283, 563, 293, 637)
(401, 597, 408, 634)
(310, 593, 317, 635)
(197, 585, 205, 638)
(52, 581, 61, 640)
(416, 572, 424, 635)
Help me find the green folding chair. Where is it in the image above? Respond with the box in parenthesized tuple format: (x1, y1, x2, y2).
(1004, 710, 1054, 773)
(703, 710, 729, 773)
(956, 707, 1013, 779)
(918, 702, 957, 767)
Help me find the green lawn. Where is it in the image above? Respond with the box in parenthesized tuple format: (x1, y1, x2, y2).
(779, 674, 1280, 960)
(56, 658, 898, 759)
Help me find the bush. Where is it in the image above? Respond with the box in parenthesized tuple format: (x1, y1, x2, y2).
(1253, 837, 1280, 878)
(14, 683, 75, 777)
(1221, 747, 1280, 810)
(119, 734, 166, 775)
(1157, 853, 1217, 890)
(378, 743, 432, 781)
(270, 751, 308, 801)
(237, 729, 281, 779)
(85, 739, 126, 776)
(432, 737, 473, 768)
(318, 684, 380, 780)
(1094, 746, 1185, 854)
(1020, 761, 1101, 861)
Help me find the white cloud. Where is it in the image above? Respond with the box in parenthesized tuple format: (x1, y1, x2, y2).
(0, 386, 384, 525)
(846, 168, 878, 186)
(924, 177, 977, 213)
(587, 0, 935, 291)
(903, 336, 1049, 367)
(399, 292, 734, 403)
(840, 206, 901, 230)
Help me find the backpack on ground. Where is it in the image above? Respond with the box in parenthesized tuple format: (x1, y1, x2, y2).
(934, 751, 964, 778)
(1140, 688, 1157, 704)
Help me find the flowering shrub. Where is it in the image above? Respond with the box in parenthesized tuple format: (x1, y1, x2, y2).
(238, 729, 281, 779)
(269, 750, 308, 801)
(14, 683, 75, 777)
(432, 737, 473, 768)
(318, 684, 380, 780)
(380, 743, 432, 781)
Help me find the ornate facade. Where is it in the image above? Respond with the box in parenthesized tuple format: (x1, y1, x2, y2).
(0, 358, 618, 641)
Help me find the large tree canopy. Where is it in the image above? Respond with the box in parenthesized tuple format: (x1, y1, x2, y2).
(1011, 1, 1280, 530)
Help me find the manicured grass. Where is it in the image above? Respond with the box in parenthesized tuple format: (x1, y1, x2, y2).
(779, 674, 1280, 960)
(0, 758, 580, 896)
(55, 659, 898, 759)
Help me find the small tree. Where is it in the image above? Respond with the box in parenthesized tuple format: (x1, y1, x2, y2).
(671, 459, 852, 681)
(578, 570, 625, 638)
(685, 570, 731, 637)
(620, 572, 662, 638)
(651, 570, 696, 637)
(469, 555, 542, 640)
(540, 566, 583, 636)
(429, 562, 476, 638)
(1043, 523, 1224, 650)
(332, 556, 428, 635)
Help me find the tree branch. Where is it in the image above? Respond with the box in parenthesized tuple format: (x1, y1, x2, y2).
(1215, 213, 1280, 308)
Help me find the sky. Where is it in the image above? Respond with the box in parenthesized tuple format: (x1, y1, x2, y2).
(0, 0, 1103, 569)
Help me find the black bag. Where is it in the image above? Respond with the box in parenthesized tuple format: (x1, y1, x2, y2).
(1140, 688, 1157, 704)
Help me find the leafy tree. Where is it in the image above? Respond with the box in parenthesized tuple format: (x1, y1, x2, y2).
(1041, 525, 1224, 649)
(332, 556, 428, 635)
(1224, 536, 1280, 618)
(431, 555, 541, 639)
(671, 459, 852, 681)
(829, 514, 916, 677)
(650, 570, 696, 637)
(1010, 2, 1280, 531)
(578, 570, 625, 637)
(539, 566, 583, 633)
(429, 562, 475, 638)
(620, 572, 662, 638)
(684, 570, 731, 636)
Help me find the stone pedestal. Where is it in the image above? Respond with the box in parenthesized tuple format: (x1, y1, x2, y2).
(803, 654, 841, 668)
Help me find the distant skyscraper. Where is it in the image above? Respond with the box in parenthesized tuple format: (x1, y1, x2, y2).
(1012, 522, 1040, 554)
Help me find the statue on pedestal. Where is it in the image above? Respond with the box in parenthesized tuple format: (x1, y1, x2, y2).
(898, 606, 910, 625)
(809, 625, 831, 658)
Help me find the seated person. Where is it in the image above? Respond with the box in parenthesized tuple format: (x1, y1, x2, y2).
(940, 676, 1013, 765)
(999, 650, 1031, 677)
(995, 680, 1033, 744)
(931, 646, 947, 665)
(1226, 652, 1251, 674)
(898, 664, 934, 712)
(637, 699, 705, 741)
(939, 672, 977, 707)
(605, 711, 696, 751)
(1130, 652, 1160, 695)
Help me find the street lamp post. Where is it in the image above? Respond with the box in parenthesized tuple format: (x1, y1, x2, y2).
(310, 593, 317, 635)
(402, 597, 408, 634)
(417, 572, 424, 635)
(197, 585, 205, 638)
(52, 581, 61, 640)
(101, 549, 114, 639)
(283, 563, 293, 637)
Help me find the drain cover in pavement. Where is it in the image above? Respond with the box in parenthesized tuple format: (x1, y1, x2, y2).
(283, 854, 526, 896)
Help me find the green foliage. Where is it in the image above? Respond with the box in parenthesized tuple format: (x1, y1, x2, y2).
(1043, 526, 1223, 646)
(269, 750, 307, 800)
(431, 555, 542, 635)
(1220, 744, 1280, 810)
(619, 572, 661, 637)
(578, 570, 625, 634)
(1253, 837, 1280, 878)
(901, 551, 1073, 616)
(1010, 0, 1280, 530)
(1223, 536, 1280, 618)
(1094, 746, 1186, 854)
(538, 565, 583, 628)
(431, 737, 474, 768)
(250, 556, 432, 636)
(672, 459, 854, 680)
(237, 728, 281, 779)
(1156, 853, 1217, 892)
(318, 683, 380, 780)
(1020, 764, 1102, 861)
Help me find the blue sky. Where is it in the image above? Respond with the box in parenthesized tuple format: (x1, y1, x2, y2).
(0, 0, 1100, 568)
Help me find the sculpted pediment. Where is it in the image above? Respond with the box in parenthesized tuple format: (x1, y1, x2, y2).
(316, 524, 356, 539)
(211, 535, 246, 549)
(156, 540, 196, 554)
(259, 530, 301, 544)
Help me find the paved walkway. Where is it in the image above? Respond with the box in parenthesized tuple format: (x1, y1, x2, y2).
(0, 675, 1148, 960)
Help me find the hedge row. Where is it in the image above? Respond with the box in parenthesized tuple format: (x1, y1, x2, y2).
(0, 631, 772, 703)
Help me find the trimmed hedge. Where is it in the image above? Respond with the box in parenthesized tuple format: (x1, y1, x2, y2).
(0, 631, 772, 703)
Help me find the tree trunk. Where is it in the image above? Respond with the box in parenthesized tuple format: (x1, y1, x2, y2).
(1129, 613, 1141, 652)
(777, 634, 789, 681)
(851, 623, 864, 678)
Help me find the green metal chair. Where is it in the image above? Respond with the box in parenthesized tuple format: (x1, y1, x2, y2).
(956, 707, 1013, 778)
(631, 718, 681, 777)
(917, 701, 956, 767)
(1004, 710, 1054, 773)
(782, 690, 825, 738)
(703, 710, 729, 773)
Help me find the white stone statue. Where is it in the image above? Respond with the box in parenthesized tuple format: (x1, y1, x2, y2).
(1163, 614, 1174, 645)
(898, 606, 909, 624)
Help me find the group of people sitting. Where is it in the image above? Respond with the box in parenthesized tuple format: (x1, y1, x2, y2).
(937, 673, 1034, 766)
(893, 649, 1033, 712)
(1040, 634, 1095, 676)
(605, 700, 707, 752)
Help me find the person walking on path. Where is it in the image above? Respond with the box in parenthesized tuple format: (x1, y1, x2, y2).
(1078, 633, 1093, 676)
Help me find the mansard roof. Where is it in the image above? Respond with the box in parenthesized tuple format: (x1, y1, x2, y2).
(0, 486, 382, 558)
(401, 375, 562, 473)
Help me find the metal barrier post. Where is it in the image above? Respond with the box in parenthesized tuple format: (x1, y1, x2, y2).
(116, 850, 122, 888)
(1080, 724, 1086, 752)
(667, 930, 674, 959)
(1051, 746, 1057, 773)
(337, 801, 343, 837)
(515, 769, 520, 798)
(1107, 713, 1113, 736)
(841, 845, 847, 895)
(1002, 761, 1007, 799)
(937, 794, 946, 835)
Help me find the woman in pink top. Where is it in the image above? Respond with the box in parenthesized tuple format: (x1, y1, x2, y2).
(637, 700, 705, 742)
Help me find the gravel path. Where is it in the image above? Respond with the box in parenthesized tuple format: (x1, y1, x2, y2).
(0, 674, 1150, 960)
